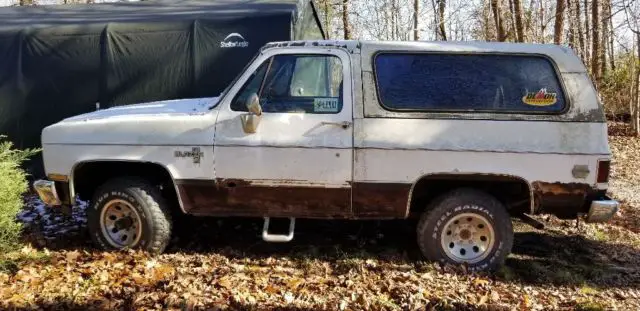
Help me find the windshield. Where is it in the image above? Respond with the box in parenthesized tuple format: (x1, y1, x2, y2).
(210, 50, 263, 109)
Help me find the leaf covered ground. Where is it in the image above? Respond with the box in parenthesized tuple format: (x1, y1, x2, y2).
(2, 122, 640, 311)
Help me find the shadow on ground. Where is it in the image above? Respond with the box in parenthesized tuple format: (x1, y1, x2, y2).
(19, 201, 640, 290)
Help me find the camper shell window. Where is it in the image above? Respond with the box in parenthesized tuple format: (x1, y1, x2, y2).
(373, 52, 568, 114)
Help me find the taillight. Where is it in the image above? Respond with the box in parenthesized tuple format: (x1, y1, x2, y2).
(596, 160, 610, 183)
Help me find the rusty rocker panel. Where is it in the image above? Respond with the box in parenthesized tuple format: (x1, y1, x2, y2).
(176, 179, 412, 219)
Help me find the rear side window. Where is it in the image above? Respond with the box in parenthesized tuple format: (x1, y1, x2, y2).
(374, 53, 567, 113)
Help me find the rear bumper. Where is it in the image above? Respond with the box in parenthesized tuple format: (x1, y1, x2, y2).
(33, 179, 62, 207)
(585, 196, 619, 223)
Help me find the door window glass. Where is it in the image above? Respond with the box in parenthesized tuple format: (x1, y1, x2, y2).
(231, 54, 343, 114)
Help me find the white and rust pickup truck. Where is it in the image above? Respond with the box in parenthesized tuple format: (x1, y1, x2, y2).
(34, 40, 619, 271)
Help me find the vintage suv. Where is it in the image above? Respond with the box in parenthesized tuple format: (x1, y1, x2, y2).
(34, 40, 619, 271)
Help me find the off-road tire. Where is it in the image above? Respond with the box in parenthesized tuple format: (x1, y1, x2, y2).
(87, 177, 173, 254)
(416, 188, 513, 272)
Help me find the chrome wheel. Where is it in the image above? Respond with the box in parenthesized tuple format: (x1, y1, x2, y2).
(440, 212, 495, 264)
(99, 199, 142, 248)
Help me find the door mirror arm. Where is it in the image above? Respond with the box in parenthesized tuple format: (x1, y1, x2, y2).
(246, 93, 262, 116)
(241, 93, 262, 134)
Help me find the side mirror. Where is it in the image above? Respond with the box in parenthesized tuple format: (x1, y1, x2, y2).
(246, 93, 262, 116)
(241, 93, 262, 134)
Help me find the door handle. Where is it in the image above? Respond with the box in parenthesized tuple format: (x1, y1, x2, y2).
(321, 121, 352, 129)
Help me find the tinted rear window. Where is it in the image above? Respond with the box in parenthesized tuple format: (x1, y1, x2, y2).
(374, 53, 567, 113)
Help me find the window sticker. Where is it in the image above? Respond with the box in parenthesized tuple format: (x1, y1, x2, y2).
(313, 98, 340, 112)
(522, 88, 558, 106)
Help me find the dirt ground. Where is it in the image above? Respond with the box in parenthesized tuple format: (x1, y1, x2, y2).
(1, 122, 639, 311)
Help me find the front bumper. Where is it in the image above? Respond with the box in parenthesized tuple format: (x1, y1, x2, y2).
(585, 197, 619, 223)
(33, 179, 62, 207)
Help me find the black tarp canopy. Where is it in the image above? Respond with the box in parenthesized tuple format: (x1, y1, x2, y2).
(0, 0, 324, 177)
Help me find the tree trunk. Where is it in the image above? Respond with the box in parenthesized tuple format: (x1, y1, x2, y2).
(540, 0, 546, 43)
(342, 0, 350, 39)
(483, 2, 491, 41)
(323, 0, 332, 39)
(591, 0, 600, 85)
(584, 0, 590, 68)
(575, 0, 585, 59)
(438, 0, 447, 41)
(431, 0, 439, 39)
(414, 0, 419, 40)
(634, 33, 640, 135)
(629, 33, 640, 135)
(391, 2, 396, 40)
(491, 0, 507, 41)
(508, 0, 517, 40)
(526, 0, 535, 40)
(600, 0, 609, 79)
(513, 0, 526, 42)
(567, 0, 577, 51)
(608, 1, 615, 71)
(392, 0, 399, 40)
(554, 0, 565, 44)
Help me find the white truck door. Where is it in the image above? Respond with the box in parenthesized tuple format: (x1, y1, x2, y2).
(189, 48, 353, 218)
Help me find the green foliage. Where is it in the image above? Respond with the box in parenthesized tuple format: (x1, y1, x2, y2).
(0, 247, 50, 274)
(592, 228, 609, 242)
(579, 285, 599, 296)
(575, 299, 607, 311)
(0, 135, 39, 252)
(600, 52, 640, 116)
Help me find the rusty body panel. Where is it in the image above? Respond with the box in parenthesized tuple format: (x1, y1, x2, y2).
(176, 179, 412, 219)
(176, 178, 606, 220)
(352, 182, 412, 218)
(177, 179, 351, 218)
(532, 181, 604, 218)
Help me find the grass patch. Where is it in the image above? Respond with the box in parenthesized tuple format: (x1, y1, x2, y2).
(575, 299, 608, 311)
(579, 285, 599, 296)
(0, 247, 51, 274)
(592, 229, 609, 242)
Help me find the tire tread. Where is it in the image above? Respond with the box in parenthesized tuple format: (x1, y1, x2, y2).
(416, 188, 513, 271)
(89, 176, 173, 254)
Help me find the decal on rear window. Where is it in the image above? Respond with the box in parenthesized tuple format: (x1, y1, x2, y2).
(522, 88, 558, 106)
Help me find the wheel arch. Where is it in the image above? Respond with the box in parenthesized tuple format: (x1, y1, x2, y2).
(405, 172, 534, 217)
(70, 160, 186, 213)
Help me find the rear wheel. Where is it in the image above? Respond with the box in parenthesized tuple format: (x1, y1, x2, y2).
(416, 188, 513, 271)
(87, 177, 172, 254)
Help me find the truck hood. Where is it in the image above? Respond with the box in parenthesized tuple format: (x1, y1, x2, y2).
(42, 97, 220, 146)
(62, 97, 220, 122)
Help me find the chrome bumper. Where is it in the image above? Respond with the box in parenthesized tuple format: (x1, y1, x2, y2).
(585, 198, 619, 223)
(33, 180, 62, 207)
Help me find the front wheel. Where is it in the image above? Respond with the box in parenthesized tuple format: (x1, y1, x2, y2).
(87, 177, 173, 254)
(416, 188, 513, 272)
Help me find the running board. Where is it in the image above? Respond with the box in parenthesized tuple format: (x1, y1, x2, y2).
(262, 217, 295, 243)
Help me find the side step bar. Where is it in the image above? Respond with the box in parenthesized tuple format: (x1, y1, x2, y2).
(262, 217, 295, 243)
